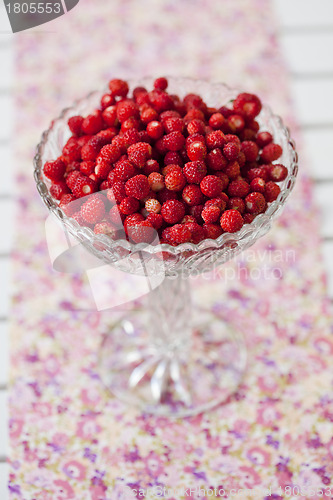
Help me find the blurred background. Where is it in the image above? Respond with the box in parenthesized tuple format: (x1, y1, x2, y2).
(0, 0, 333, 495)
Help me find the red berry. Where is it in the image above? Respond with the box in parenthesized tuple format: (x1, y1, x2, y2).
(82, 111, 103, 135)
(95, 160, 111, 180)
(245, 192, 266, 214)
(116, 99, 139, 123)
(227, 197, 245, 213)
(163, 131, 186, 151)
(247, 166, 269, 182)
(113, 160, 137, 182)
(72, 175, 98, 198)
(50, 181, 70, 200)
(146, 120, 164, 140)
(206, 149, 227, 171)
(102, 105, 118, 127)
(127, 220, 156, 244)
(182, 184, 204, 206)
(243, 213, 256, 224)
(200, 175, 223, 198)
(164, 117, 184, 134)
(228, 114, 245, 133)
(264, 181, 281, 202)
(154, 77, 168, 91)
(223, 141, 240, 161)
(161, 200, 185, 224)
(100, 93, 115, 110)
(125, 174, 150, 200)
(202, 205, 221, 223)
(94, 221, 116, 236)
(209, 113, 225, 130)
(183, 161, 207, 184)
(256, 131, 273, 148)
(204, 197, 227, 211)
(59, 194, 76, 216)
(148, 172, 165, 192)
(224, 161, 240, 180)
(80, 161, 95, 176)
(203, 223, 223, 239)
(220, 209, 244, 233)
(260, 143, 283, 163)
(68, 116, 83, 135)
(158, 188, 178, 204)
(127, 142, 152, 168)
(44, 159, 66, 182)
(108, 78, 129, 98)
(233, 92, 262, 120)
(163, 224, 191, 245)
(146, 213, 163, 230)
(81, 196, 105, 224)
(268, 164, 288, 182)
(206, 130, 226, 150)
(187, 140, 207, 161)
(124, 213, 144, 231)
(250, 177, 266, 193)
(187, 119, 206, 135)
(122, 128, 140, 149)
(109, 181, 126, 203)
(99, 144, 121, 165)
(165, 170, 186, 192)
(241, 140, 259, 162)
(145, 198, 161, 214)
(148, 89, 174, 112)
(227, 179, 250, 198)
(185, 222, 205, 244)
(164, 151, 183, 167)
(143, 159, 160, 176)
(119, 196, 140, 215)
(66, 170, 81, 190)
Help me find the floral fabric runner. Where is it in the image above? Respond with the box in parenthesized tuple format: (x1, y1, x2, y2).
(9, 0, 333, 498)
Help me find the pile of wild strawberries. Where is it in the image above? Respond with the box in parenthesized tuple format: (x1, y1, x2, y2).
(43, 77, 288, 246)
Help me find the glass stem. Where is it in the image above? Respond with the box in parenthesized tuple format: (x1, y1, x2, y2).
(146, 275, 192, 353)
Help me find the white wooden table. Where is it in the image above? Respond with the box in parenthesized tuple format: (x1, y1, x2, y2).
(0, 0, 333, 495)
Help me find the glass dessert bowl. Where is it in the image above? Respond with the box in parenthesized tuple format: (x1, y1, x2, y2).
(34, 77, 298, 417)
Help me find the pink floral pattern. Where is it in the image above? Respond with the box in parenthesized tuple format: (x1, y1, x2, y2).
(8, 0, 333, 498)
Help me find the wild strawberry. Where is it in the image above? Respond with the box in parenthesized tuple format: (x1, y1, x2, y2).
(186, 133, 206, 148)
(182, 184, 204, 206)
(260, 143, 283, 163)
(59, 194, 77, 216)
(109, 204, 126, 227)
(164, 151, 183, 167)
(183, 161, 207, 184)
(44, 159, 66, 182)
(81, 196, 105, 224)
(145, 198, 161, 213)
(127, 220, 156, 244)
(209, 113, 225, 130)
(102, 105, 118, 127)
(162, 164, 182, 176)
(116, 99, 139, 123)
(149, 89, 174, 112)
(157, 188, 178, 203)
(256, 131, 273, 148)
(224, 161, 240, 179)
(264, 181, 281, 202)
(245, 192, 266, 214)
(227, 197, 245, 213)
(122, 128, 140, 149)
(165, 170, 186, 191)
(204, 197, 227, 211)
(220, 209, 244, 233)
(247, 166, 269, 182)
(243, 213, 256, 224)
(68, 116, 83, 135)
(71, 211, 86, 226)
(268, 164, 288, 182)
(113, 160, 137, 182)
(164, 117, 184, 134)
(201, 205, 221, 223)
(109, 181, 126, 203)
(200, 175, 223, 198)
(154, 77, 168, 91)
(81, 111, 103, 135)
(125, 174, 150, 200)
(228, 179, 250, 198)
(100, 93, 115, 110)
(250, 177, 266, 193)
(66, 170, 81, 190)
(163, 131, 186, 151)
(241, 141, 259, 162)
(206, 149, 227, 171)
(98, 144, 121, 165)
(127, 142, 152, 168)
(181, 215, 197, 224)
(187, 119, 206, 135)
(140, 106, 158, 125)
(94, 221, 116, 236)
(187, 140, 207, 161)
(189, 204, 204, 223)
(162, 224, 191, 245)
(146, 212, 163, 230)
(95, 160, 111, 180)
(119, 196, 140, 215)
(72, 175, 98, 198)
(223, 141, 240, 161)
(214, 172, 229, 191)
(185, 222, 205, 244)
(148, 172, 165, 192)
(121, 117, 140, 133)
(80, 161, 95, 176)
(203, 223, 223, 239)
(143, 159, 160, 176)
(161, 200, 185, 224)
(233, 92, 262, 120)
(109, 78, 129, 98)
(50, 182, 70, 200)
(228, 114, 245, 133)
(206, 130, 226, 150)
(146, 120, 164, 140)
(184, 108, 205, 123)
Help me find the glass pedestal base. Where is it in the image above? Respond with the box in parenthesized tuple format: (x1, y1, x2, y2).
(99, 310, 247, 417)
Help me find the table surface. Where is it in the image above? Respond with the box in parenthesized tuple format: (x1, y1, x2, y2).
(0, 0, 333, 495)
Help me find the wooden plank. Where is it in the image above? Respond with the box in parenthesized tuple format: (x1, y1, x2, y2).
(272, 0, 333, 29)
(0, 390, 8, 458)
(0, 463, 8, 500)
(280, 33, 333, 75)
(290, 79, 333, 126)
(302, 129, 333, 180)
(0, 323, 9, 388)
